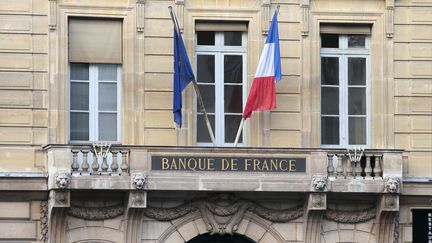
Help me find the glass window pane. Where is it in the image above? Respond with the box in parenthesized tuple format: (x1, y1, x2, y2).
(197, 31, 215, 45)
(197, 55, 215, 83)
(224, 32, 242, 46)
(99, 113, 117, 141)
(321, 116, 339, 145)
(70, 112, 89, 140)
(348, 35, 365, 48)
(348, 87, 366, 115)
(70, 63, 89, 80)
(224, 85, 242, 113)
(321, 57, 339, 85)
(99, 83, 117, 111)
(224, 55, 242, 83)
(197, 84, 215, 113)
(349, 117, 366, 145)
(197, 114, 215, 143)
(321, 87, 339, 115)
(225, 115, 243, 143)
(70, 82, 89, 110)
(348, 57, 366, 85)
(321, 34, 339, 48)
(98, 64, 117, 81)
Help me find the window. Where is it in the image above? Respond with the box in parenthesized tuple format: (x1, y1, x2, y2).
(70, 63, 121, 142)
(320, 32, 370, 147)
(68, 18, 122, 142)
(195, 30, 247, 146)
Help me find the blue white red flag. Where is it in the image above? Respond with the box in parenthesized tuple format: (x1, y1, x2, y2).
(173, 17, 195, 127)
(243, 12, 281, 119)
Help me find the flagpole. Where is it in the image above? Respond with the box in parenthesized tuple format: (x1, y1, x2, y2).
(168, 6, 217, 146)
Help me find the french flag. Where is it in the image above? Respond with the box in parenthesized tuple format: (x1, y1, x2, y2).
(243, 12, 281, 119)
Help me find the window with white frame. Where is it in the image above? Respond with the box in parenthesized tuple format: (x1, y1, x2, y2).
(320, 30, 370, 147)
(69, 63, 121, 142)
(195, 29, 247, 146)
(68, 18, 122, 142)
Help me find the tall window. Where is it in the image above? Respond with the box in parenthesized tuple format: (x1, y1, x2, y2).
(68, 18, 122, 142)
(320, 28, 370, 147)
(70, 63, 121, 141)
(195, 29, 247, 146)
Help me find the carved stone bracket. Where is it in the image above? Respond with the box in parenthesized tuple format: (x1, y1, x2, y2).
(136, 0, 145, 32)
(67, 204, 124, 220)
(308, 193, 326, 210)
(324, 207, 376, 223)
(175, 0, 185, 32)
(128, 191, 147, 208)
(49, 0, 57, 30)
(261, 0, 271, 35)
(50, 190, 70, 208)
(386, 0, 394, 38)
(144, 194, 304, 235)
(377, 195, 399, 243)
(300, 0, 310, 36)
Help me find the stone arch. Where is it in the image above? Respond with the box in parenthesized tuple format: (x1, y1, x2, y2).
(321, 218, 377, 243)
(155, 212, 286, 243)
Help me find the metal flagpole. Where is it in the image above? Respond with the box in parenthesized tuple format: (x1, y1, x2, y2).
(168, 6, 216, 146)
(234, 5, 280, 147)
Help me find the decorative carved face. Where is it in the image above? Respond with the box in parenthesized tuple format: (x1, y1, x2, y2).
(312, 176, 327, 191)
(132, 173, 147, 190)
(385, 177, 400, 193)
(56, 172, 70, 189)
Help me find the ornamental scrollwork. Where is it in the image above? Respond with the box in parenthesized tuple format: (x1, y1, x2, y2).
(67, 204, 124, 220)
(40, 201, 48, 242)
(143, 194, 304, 235)
(324, 207, 376, 224)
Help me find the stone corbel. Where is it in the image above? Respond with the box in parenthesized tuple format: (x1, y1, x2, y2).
(136, 0, 145, 32)
(48, 190, 70, 243)
(128, 191, 147, 209)
(48, 0, 57, 30)
(175, 0, 185, 32)
(300, 0, 310, 36)
(386, 0, 394, 38)
(261, 0, 271, 35)
(305, 193, 326, 243)
(377, 194, 399, 243)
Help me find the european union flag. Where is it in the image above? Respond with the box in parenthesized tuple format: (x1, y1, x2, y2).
(173, 20, 195, 127)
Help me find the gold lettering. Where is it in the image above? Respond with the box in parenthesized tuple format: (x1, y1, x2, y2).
(245, 159, 252, 170)
(208, 158, 215, 170)
(289, 160, 297, 171)
(162, 158, 169, 170)
(270, 159, 278, 171)
(253, 159, 261, 171)
(170, 158, 178, 170)
(222, 159, 229, 170)
(280, 160, 288, 171)
(188, 158, 197, 171)
(198, 158, 206, 170)
(231, 159, 238, 170)
(178, 158, 186, 170)
(262, 159, 269, 171)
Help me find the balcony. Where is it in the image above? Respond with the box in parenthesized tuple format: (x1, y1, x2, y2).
(44, 145, 403, 194)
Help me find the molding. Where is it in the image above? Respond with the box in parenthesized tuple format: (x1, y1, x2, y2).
(144, 194, 303, 235)
(386, 0, 394, 38)
(67, 204, 124, 220)
(261, 0, 271, 35)
(49, 0, 57, 30)
(300, 0, 310, 36)
(136, 0, 145, 32)
(324, 207, 376, 223)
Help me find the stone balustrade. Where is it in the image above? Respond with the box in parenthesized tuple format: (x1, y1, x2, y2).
(327, 151, 383, 180)
(70, 146, 129, 175)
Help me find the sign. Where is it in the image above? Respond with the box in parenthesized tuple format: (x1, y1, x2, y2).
(151, 156, 306, 172)
(412, 209, 432, 243)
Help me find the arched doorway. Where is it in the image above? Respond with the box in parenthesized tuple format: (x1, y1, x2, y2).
(186, 233, 256, 243)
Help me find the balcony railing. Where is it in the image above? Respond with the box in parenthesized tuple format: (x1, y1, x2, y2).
(327, 152, 383, 180)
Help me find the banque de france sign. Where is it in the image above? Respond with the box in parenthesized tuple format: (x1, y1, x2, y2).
(151, 155, 306, 172)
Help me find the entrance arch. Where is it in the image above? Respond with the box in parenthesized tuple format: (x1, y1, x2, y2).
(186, 233, 256, 243)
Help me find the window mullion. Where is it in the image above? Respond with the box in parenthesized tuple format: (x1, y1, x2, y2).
(90, 64, 98, 141)
(340, 55, 348, 147)
(215, 52, 223, 145)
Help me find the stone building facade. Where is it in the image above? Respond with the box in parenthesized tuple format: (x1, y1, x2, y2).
(0, 0, 431, 242)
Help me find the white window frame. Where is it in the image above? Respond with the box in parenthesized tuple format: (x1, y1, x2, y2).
(195, 31, 247, 146)
(69, 64, 122, 143)
(320, 35, 371, 148)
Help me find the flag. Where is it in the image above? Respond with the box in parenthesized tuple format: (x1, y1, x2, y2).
(173, 17, 195, 127)
(243, 12, 281, 119)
